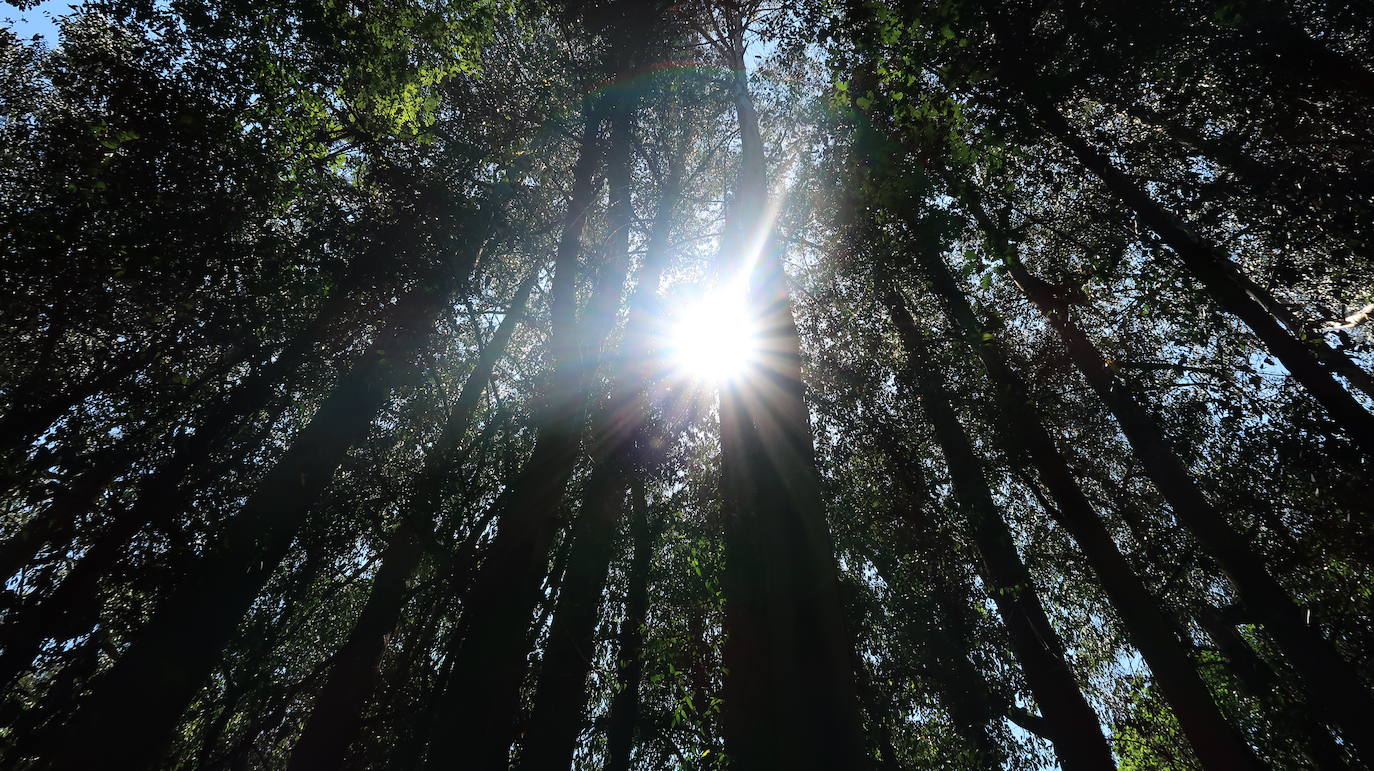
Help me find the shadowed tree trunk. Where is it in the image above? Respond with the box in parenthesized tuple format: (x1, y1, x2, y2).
(899, 221, 1268, 768)
(0, 350, 152, 474)
(0, 395, 296, 693)
(518, 91, 684, 768)
(32, 196, 481, 770)
(1195, 605, 1350, 768)
(709, 15, 867, 769)
(877, 274, 1114, 770)
(605, 476, 656, 771)
(1021, 94, 1374, 455)
(422, 103, 621, 770)
(974, 214, 1374, 763)
(865, 548, 1006, 767)
(287, 265, 539, 771)
(0, 252, 383, 581)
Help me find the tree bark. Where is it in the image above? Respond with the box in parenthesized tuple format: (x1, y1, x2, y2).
(604, 477, 655, 771)
(1195, 605, 1350, 768)
(33, 207, 476, 770)
(1027, 97, 1374, 455)
(714, 31, 867, 771)
(0, 249, 390, 674)
(287, 266, 538, 771)
(517, 97, 679, 768)
(422, 107, 615, 771)
(877, 277, 1114, 770)
(906, 222, 1273, 767)
(978, 222, 1374, 763)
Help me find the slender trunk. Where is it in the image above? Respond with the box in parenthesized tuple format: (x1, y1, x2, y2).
(0, 254, 384, 651)
(604, 477, 654, 771)
(715, 37, 867, 771)
(0, 398, 295, 692)
(518, 96, 692, 768)
(422, 108, 614, 770)
(517, 465, 627, 770)
(867, 550, 1004, 767)
(1195, 606, 1350, 768)
(981, 227, 1374, 762)
(877, 279, 1114, 770)
(865, 428, 1010, 763)
(1027, 98, 1374, 454)
(34, 213, 474, 769)
(287, 267, 537, 771)
(904, 226, 1272, 767)
(1121, 102, 1374, 267)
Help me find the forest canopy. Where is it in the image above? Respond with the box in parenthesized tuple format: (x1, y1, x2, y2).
(1, 0, 1372, 768)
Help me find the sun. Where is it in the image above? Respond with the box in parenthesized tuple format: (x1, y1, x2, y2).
(667, 286, 759, 383)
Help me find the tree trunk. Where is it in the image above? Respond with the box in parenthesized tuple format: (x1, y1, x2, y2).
(980, 223, 1374, 763)
(33, 211, 475, 769)
(1027, 98, 1374, 455)
(0, 249, 389, 664)
(517, 464, 627, 770)
(715, 35, 867, 771)
(906, 222, 1272, 767)
(287, 266, 537, 771)
(422, 108, 615, 771)
(517, 91, 692, 768)
(0, 342, 253, 577)
(604, 477, 654, 771)
(0, 351, 147, 472)
(877, 277, 1114, 770)
(1195, 605, 1350, 768)
(0, 397, 295, 693)
(1232, 1, 1374, 99)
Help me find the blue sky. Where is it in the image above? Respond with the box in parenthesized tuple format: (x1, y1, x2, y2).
(3, 0, 72, 43)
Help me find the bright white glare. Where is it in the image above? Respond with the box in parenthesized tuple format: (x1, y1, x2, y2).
(668, 286, 759, 383)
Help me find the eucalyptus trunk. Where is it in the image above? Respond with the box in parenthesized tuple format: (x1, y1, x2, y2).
(35, 206, 477, 770)
(288, 266, 537, 770)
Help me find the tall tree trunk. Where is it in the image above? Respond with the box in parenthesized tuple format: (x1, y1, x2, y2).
(1195, 605, 1350, 768)
(866, 549, 1005, 767)
(0, 428, 146, 581)
(0, 393, 286, 693)
(518, 95, 689, 769)
(0, 250, 387, 657)
(604, 477, 655, 771)
(876, 277, 1114, 770)
(1120, 102, 1374, 275)
(714, 34, 867, 771)
(0, 248, 376, 550)
(978, 222, 1374, 763)
(903, 228, 1270, 768)
(287, 266, 538, 771)
(517, 464, 627, 770)
(865, 426, 1014, 764)
(1025, 97, 1374, 455)
(33, 206, 476, 770)
(422, 107, 616, 770)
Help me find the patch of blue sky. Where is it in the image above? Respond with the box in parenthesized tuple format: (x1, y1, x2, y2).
(3, 0, 73, 43)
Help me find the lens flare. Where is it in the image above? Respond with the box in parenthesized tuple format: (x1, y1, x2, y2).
(668, 287, 758, 383)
